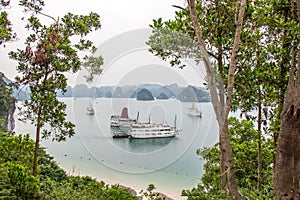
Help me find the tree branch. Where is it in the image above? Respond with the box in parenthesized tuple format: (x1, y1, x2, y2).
(172, 5, 188, 12)
(224, 0, 247, 117)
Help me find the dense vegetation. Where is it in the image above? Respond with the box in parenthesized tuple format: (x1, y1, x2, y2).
(0, 129, 139, 200)
(182, 117, 275, 199)
(148, 0, 300, 199)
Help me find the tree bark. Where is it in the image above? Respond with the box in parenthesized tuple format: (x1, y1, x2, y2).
(274, 1, 300, 198)
(187, 0, 247, 199)
(33, 106, 42, 177)
(257, 86, 262, 191)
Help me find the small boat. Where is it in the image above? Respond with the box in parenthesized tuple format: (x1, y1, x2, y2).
(110, 107, 137, 130)
(187, 102, 202, 117)
(112, 132, 130, 138)
(128, 116, 179, 139)
(86, 103, 95, 115)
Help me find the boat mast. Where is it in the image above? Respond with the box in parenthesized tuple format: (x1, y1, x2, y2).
(174, 115, 177, 129)
(136, 111, 139, 123)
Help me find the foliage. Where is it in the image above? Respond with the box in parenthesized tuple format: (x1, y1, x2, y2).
(0, 162, 40, 199)
(140, 184, 165, 200)
(82, 47, 104, 82)
(43, 176, 138, 200)
(0, 132, 38, 199)
(0, 131, 139, 199)
(0, 0, 16, 46)
(182, 117, 275, 199)
(147, 18, 200, 69)
(0, 117, 6, 132)
(37, 147, 67, 182)
(102, 184, 139, 200)
(0, 132, 34, 171)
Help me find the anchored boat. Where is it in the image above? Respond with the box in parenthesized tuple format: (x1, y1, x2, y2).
(187, 102, 202, 118)
(86, 103, 95, 115)
(110, 107, 137, 131)
(128, 115, 179, 139)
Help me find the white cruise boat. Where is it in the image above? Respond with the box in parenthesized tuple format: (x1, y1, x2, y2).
(110, 107, 137, 130)
(129, 122, 178, 139)
(187, 102, 202, 117)
(129, 116, 179, 139)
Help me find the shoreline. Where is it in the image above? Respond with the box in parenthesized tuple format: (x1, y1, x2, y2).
(95, 177, 186, 200)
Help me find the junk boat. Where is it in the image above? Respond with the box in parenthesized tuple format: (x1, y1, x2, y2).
(110, 107, 137, 131)
(187, 102, 202, 117)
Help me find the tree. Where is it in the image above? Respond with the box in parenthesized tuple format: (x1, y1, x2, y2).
(274, 0, 300, 198)
(148, 0, 247, 198)
(9, 0, 103, 176)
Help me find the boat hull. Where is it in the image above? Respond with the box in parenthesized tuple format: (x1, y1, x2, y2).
(129, 133, 176, 139)
(112, 132, 130, 138)
(187, 112, 202, 117)
(86, 110, 95, 115)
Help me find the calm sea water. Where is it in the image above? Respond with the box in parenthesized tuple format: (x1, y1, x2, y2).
(15, 98, 218, 199)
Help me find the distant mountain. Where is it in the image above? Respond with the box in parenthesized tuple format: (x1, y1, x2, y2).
(0, 73, 31, 101)
(55, 83, 211, 102)
(98, 86, 115, 98)
(165, 83, 183, 96)
(57, 86, 73, 97)
(130, 84, 176, 99)
(13, 86, 31, 101)
(136, 88, 154, 101)
(177, 85, 210, 102)
(112, 87, 123, 98)
(73, 84, 91, 97)
(156, 93, 169, 100)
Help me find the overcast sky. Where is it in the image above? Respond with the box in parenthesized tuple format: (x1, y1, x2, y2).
(0, 0, 206, 87)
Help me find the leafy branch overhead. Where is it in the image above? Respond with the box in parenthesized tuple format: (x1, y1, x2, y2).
(147, 18, 201, 69)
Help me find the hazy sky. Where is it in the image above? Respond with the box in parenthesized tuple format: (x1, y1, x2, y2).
(0, 0, 206, 87)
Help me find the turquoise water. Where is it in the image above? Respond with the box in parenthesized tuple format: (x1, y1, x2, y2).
(15, 98, 218, 199)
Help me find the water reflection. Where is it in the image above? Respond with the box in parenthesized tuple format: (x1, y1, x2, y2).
(112, 137, 176, 153)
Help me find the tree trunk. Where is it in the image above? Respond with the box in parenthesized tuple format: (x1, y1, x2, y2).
(257, 86, 262, 191)
(187, 0, 247, 199)
(274, 50, 300, 198)
(274, 105, 298, 199)
(274, 1, 300, 198)
(220, 118, 240, 198)
(33, 106, 42, 177)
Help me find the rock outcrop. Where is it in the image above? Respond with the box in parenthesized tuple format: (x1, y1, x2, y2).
(136, 88, 154, 101)
(156, 93, 169, 100)
(0, 72, 16, 133)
